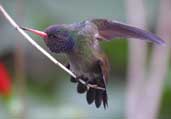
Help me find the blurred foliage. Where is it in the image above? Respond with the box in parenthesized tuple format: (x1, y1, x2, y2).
(160, 87, 171, 119)
(101, 39, 128, 76)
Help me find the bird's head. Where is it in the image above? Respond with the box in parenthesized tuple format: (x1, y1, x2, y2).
(21, 25, 75, 53)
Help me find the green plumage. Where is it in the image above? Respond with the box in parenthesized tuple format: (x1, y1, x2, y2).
(67, 33, 98, 74)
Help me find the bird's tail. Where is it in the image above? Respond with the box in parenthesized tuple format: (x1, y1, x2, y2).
(67, 63, 108, 109)
(71, 76, 108, 109)
(86, 77, 108, 109)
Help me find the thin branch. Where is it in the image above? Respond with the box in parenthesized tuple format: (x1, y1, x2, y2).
(0, 5, 105, 91)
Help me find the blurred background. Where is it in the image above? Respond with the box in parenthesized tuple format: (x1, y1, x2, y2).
(0, 0, 170, 119)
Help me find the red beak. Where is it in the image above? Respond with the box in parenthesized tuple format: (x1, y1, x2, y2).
(20, 27, 48, 38)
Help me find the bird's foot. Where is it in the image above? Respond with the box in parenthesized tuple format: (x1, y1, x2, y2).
(70, 75, 105, 91)
(76, 75, 88, 93)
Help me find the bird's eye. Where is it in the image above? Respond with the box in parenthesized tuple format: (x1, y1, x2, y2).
(49, 35, 56, 39)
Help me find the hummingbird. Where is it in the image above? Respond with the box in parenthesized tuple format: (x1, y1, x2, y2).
(21, 19, 165, 109)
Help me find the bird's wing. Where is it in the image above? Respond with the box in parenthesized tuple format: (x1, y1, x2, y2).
(92, 58, 109, 108)
(89, 19, 165, 45)
(97, 54, 110, 83)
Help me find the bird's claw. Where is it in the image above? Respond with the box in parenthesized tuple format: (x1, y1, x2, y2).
(76, 76, 105, 91)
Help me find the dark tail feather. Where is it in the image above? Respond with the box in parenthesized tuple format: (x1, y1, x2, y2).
(102, 91, 108, 109)
(94, 89, 108, 109)
(95, 90, 103, 108)
(86, 88, 108, 108)
(86, 78, 108, 109)
(86, 88, 95, 104)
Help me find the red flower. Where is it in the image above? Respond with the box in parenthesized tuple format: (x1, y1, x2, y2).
(0, 62, 11, 96)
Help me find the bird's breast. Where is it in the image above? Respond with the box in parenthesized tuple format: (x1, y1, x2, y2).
(66, 28, 102, 77)
(67, 50, 96, 77)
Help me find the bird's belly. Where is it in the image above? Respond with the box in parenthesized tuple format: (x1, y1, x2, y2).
(68, 54, 97, 78)
(70, 59, 93, 76)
